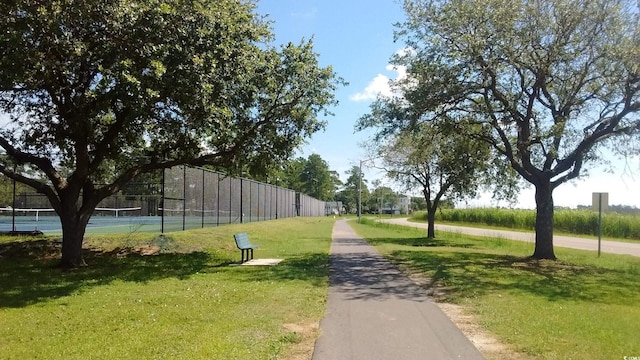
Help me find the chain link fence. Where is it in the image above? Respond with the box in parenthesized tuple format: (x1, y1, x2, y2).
(1, 165, 330, 234)
(160, 166, 309, 232)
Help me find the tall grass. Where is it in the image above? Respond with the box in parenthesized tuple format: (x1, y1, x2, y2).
(412, 208, 640, 240)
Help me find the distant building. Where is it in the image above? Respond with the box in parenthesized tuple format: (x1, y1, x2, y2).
(380, 195, 410, 215)
(325, 201, 343, 216)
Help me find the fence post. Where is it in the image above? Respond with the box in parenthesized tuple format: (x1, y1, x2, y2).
(161, 168, 165, 234)
(216, 172, 220, 227)
(201, 168, 205, 228)
(182, 166, 186, 231)
(240, 178, 244, 224)
(11, 165, 16, 232)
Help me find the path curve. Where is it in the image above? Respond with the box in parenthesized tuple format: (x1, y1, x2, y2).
(379, 218, 640, 257)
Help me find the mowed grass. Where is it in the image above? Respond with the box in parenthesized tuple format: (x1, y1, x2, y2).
(352, 219, 640, 360)
(0, 217, 335, 360)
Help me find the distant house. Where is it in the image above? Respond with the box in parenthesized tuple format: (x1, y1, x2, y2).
(380, 195, 410, 215)
(325, 201, 343, 216)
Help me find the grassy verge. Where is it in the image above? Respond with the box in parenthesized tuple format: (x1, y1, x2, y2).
(351, 219, 640, 359)
(409, 212, 640, 244)
(411, 209, 640, 242)
(0, 217, 335, 360)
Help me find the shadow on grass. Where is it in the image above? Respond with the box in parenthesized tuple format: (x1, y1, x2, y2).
(0, 240, 220, 308)
(0, 239, 330, 308)
(275, 253, 329, 284)
(387, 248, 639, 305)
(209, 252, 330, 288)
(366, 235, 477, 249)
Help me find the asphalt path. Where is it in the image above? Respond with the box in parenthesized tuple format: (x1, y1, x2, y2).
(379, 218, 640, 257)
(312, 220, 484, 360)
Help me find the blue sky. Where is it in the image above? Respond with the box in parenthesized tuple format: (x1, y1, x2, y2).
(256, 0, 405, 179)
(257, 0, 640, 209)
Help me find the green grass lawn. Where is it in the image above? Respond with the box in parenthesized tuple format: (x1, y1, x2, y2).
(410, 209, 640, 243)
(5, 215, 639, 359)
(351, 219, 640, 360)
(407, 215, 640, 245)
(0, 217, 335, 360)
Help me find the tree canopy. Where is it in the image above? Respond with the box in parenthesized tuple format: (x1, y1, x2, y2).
(336, 165, 370, 214)
(264, 154, 341, 201)
(359, 118, 516, 238)
(370, 0, 640, 258)
(0, 0, 343, 267)
(300, 154, 340, 201)
(367, 185, 405, 214)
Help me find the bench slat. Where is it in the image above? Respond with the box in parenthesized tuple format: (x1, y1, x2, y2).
(233, 232, 259, 263)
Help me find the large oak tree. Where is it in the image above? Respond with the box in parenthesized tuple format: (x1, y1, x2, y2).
(372, 0, 639, 259)
(0, 0, 342, 267)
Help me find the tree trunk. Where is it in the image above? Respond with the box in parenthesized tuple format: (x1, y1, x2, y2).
(59, 210, 91, 268)
(426, 206, 436, 239)
(532, 181, 557, 260)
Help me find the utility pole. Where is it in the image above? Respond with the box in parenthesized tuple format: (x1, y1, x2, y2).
(358, 160, 362, 223)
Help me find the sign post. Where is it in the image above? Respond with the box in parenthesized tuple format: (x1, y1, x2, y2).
(592, 192, 609, 257)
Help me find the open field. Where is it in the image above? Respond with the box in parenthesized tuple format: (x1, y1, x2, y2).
(0, 217, 334, 360)
(413, 208, 640, 241)
(353, 218, 640, 359)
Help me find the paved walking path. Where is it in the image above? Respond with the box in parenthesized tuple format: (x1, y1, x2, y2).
(312, 220, 484, 360)
(380, 218, 640, 257)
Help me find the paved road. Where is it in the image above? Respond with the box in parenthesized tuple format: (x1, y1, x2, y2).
(312, 220, 484, 360)
(380, 218, 640, 257)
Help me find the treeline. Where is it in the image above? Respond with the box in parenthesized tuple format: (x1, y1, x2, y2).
(412, 208, 640, 240)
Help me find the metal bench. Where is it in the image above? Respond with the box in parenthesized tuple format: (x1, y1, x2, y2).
(233, 232, 259, 263)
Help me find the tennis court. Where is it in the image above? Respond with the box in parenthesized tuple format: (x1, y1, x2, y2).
(0, 207, 242, 235)
(1, 165, 328, 236)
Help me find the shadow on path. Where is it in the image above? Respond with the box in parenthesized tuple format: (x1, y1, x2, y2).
(312, 220, 484, 360)
(329, 236, 429, 301)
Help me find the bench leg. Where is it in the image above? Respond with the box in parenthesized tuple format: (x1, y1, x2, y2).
(239, 248, 255, 263)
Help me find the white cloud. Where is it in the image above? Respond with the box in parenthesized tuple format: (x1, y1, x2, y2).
(349, 73, 392, 102)
(291, 7, 318, 19)
(350, 64, 408, 102)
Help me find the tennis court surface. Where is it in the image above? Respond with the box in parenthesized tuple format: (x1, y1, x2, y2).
(0, 207, 241, 235)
